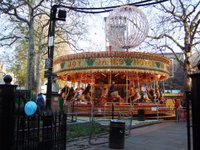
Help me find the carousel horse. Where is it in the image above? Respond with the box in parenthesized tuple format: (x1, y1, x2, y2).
(66, 87, 75, 101)
(155, 86, 162, 100)
(82, 84, 92, 104)
(128, 88, 141, 104)
(61, 85, 70, 100)
(82, 84, 91, 95)
(146, 88, 156, 103)
(73, 85, 92, 104)
(110, 91, 124, 104)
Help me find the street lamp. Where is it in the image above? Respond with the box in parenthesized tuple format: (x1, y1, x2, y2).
(45, 5, 66, 111)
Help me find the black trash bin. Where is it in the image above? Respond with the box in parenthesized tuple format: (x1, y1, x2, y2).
(138, 109, 145, 121)
(109, 119, 125, 149)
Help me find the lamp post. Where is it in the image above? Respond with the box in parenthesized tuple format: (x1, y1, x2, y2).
(45, 5, 66, 111)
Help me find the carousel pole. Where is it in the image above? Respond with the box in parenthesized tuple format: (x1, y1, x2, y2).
(109, 71, 112, 85)
(90, 73, 94, 121)
(126, 73, 129, 103)
(137, 73, 140, 88)
(162, 80, 165, 93)
(91, 73, 94, 103)
(109, 70, 112, 101)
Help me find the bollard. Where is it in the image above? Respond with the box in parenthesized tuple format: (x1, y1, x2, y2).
(190, 73, 200, 150)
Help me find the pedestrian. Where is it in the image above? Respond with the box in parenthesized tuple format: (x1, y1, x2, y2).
(36, 93, 45, 113)
(174, 99, 180, 121)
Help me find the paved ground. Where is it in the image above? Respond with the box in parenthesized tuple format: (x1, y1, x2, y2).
(67, 121, 189, 150)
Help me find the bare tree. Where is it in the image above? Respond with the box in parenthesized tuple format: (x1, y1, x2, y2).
(0, 0, 175, 93)
(144, 0, 200, 91)
(0, 0, 89, 93)
(0, 0, 48, 91)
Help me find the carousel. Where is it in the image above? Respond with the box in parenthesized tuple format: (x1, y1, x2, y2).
(53, 6, 175, 118)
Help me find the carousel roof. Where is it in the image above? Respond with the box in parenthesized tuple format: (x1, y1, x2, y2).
(53, 51, 170, 83)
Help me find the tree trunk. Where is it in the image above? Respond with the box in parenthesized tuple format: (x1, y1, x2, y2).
(26, 8, 36, 91)
(35, 27, 44, 95)
(183, 51, 192, 91)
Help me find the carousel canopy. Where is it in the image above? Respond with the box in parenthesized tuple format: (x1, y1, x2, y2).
(53, 51, 170, 83)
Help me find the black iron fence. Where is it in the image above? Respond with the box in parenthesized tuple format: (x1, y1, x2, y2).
(15, 112, 66, 150)
(13, 88, 67, 150)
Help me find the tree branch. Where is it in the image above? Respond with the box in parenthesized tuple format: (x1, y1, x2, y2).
(148, 33, 184, 50)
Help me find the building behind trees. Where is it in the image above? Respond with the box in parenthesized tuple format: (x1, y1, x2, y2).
(161, 53, 184, 93)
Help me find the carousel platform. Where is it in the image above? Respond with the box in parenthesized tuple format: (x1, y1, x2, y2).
(65, 102, 176, 120)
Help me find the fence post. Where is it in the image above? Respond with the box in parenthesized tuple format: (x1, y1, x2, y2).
(62, 113, 67, 150)
(71, 100, 75, 122)
(185, 91, 191, 150)
(190, 73, 200, 150)
(0, 75, 17, 150)
(42, 111, 53, 150)
(112, 103, 114, 119)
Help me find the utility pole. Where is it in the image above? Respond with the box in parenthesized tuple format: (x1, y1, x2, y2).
(46, 5, 57, 111)
(45, 5, 66, 110)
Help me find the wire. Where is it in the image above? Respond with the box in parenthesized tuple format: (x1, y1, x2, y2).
(135, 0, 169, 7)
(56, 0, 169, 14)
(63, 0, 154, 10)
(69, 7, 113, 14)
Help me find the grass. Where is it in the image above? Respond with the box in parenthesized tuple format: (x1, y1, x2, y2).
(67, 122, 109, 141)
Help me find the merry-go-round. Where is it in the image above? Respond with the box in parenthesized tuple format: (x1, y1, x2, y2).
(52, 5, 175, 119)
(53, 51, 175, 118)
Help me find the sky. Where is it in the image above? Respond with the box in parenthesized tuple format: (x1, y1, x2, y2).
(0, 2, 154, 67)
(77, 13, 108, 52)
(77, 5, 152, 53)
(1, 0, 198, 69)
(76, 0, 193, 54)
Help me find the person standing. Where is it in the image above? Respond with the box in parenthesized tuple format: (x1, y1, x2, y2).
(37, 93, 45, 113)
(174, 99, 180, 121)
(108, 82, 116, 101)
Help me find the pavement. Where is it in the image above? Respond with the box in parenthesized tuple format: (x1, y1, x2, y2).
(67, 120, 189, 150)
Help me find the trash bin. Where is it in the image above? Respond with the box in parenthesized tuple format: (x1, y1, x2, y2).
(109, 119, 125, 149)
(138, 109, 145, 121)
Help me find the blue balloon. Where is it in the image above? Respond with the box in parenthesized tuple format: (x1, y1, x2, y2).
(24, 101, 37, 116)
